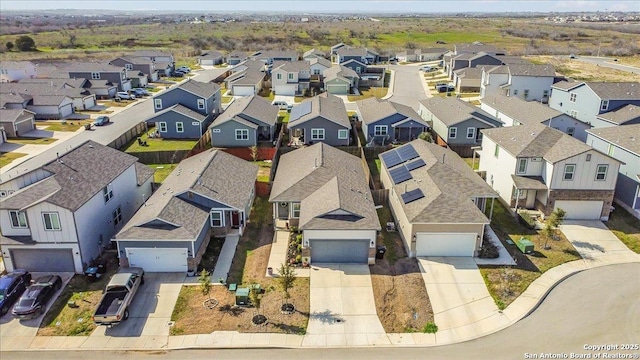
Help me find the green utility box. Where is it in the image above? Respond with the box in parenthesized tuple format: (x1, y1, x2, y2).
(235, 287, 249, 306)
(516, 237, 535, 254)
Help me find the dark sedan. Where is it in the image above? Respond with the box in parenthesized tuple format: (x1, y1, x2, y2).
(0, 270, 31, 316)
(93, 116, 110, 126)
(12, 275, 62, 319)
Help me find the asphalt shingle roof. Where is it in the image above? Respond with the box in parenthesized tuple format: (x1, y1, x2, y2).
(586, 124, 640, 156)
(272, 60, 310, 73)
(552, 81, 640, 100)
(508, 64, 555, 77)
(176, 79, 220, 98)
(0, 109, 33, 124)
(289, 93, 350, 128)
(356, 98, 422, 126)
(595, 104, 640, 125)
(323, 64, 358, 82)
(212, 95, 277, 127)
(419, 97, 502, 127)
(481, 95, 565, 125)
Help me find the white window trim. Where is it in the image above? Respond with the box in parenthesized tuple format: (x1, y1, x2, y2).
(291, 203, 301, 219)
(374, 125, 388, 136)
(494, 144, 500, 158)
(159, 122, 167, 132)
(288, 73, 294, 80)
(91, 72, 100, 80)
(311, 128, 325, 140)
(570, 110, 578, 118)
(113, 206, 122, 227)
(338, 129, 349, 139)
(595, 164, 608, 181)
(235, 129, 249, 140)
(569, 93, 577, 103)
(42, 212, 61, 231)
(517, 158, 527, 174)
(276, 73, 282, 80)
(103, 184, 114, 203)
(197, 98, 205, 110)
(600, 100, 609, 111)
(449, 127, 457, 139)
(9, 210, 28, 228)
(176, 122, 184, 133)
(125, 64, 133, 70)
(466, 127, 475, 139)
(563, 164, 576, 181)
(210, 210, 224, 227)
(154, 98, 162, 110)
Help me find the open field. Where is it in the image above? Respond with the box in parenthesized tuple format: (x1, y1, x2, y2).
(526, 55, 640, 82)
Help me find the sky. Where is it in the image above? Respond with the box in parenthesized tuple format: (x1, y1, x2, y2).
(1, 0, 639, 13)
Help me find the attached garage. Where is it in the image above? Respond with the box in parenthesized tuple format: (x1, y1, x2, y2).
(233, 85, 256, 96)
(309, 239, 369, 264)
(60, 103, 74, 118)
(554, 200, 603, 220)
(10, 248, 75, 272)
(326, 84, 349, 95)
(415, 233, 477, 257)
(126, 247, 188, 272)
(274, 85, 297, 96)
(83, 96, 96, 110)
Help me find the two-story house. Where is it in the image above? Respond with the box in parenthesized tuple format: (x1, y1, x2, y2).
(395, 48, 447, 62)
(334, 47, 378, 65)
(210, 95, 278, 147)
(480, 64, 556, 102)
(288, 93, 351, 146)
(549, 81, 640, 128)
(110, 56, 159, 82)
(481, 94, 591, 141)
(114, 149, 257, 272)
(446, 52, 505, 79)
(148, 79, 221, 139)
(252, 50, 298, 65)
(357, 97, 429, 144)
(587, 124, 640, 219)
(271, 61, 311, 96)
(479, 124, 621, 220)
(0, 141, 154, 273)
(0, 61, 37, 83)
(67, 62, 131, 92)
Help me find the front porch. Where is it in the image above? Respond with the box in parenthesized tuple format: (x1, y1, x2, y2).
(210, 208, 247, 237)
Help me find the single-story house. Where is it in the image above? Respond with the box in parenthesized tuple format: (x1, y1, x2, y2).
(288, 93, 351, 146)
(395, 48, 447, 62)
(356, 97, 429, 145)
(0, 109, 36, 137)
(227, 51, 248, 66)
(210, 95, 278, 147)
(198, 50, 225, 66)
(146, 104, 209, 139)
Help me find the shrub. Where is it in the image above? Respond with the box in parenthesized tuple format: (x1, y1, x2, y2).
(518, 212, 536, 229)
(422, 322, 438, 333)
(496, 299, 506, 310)
(479, 236, 500, 259)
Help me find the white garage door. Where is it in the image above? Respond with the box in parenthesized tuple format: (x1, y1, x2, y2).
(60, 103, 74, 117)
(233, 85, 255, 96)
(416, 233, 477, 257)
(554, 200, 603, 220)
(275, 85, 296, 96)
(126, 248, 188, 272)
(326, 84, 348, 95)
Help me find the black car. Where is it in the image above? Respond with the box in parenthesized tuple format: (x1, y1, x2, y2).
(12, 275, 62, 319)
(0, 270, 31, 316)
(171, 71, 184, 78)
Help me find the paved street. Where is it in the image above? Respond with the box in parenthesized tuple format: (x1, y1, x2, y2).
(386, 63, 429, 111)
(569, 55, 640, 74)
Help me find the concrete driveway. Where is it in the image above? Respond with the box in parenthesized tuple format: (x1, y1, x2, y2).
(91, 272, 184, 339)
(303, 264, 388, 347)
(417, 258, 500, 336)
(560, 220, 637, 262)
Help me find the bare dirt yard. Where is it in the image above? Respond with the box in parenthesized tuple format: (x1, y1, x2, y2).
(370, 208, 433, 333)
(526, 55, 640, 82)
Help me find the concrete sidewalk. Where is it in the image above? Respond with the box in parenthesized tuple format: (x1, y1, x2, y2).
(211, 231, 240, 284)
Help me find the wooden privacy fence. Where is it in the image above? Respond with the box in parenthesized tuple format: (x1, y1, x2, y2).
(127, 150, 190, 165)
(221, 147, 277, 161)
(371, 189, 389, 206)
(255, 181, 271, 197)
(107, 122, 146, 150)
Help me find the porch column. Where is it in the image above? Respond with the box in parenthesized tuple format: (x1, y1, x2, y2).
(489, 197, 495, 222)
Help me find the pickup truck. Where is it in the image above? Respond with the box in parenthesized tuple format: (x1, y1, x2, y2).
(92, 267, 144, 326)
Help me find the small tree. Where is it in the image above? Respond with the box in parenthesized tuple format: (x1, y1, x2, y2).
(276, 263, 296, 302)
(543, 208, 566, 249)
(198, 269, 211, 296)
(249, 286, 261, 314)
(15, 35, 36, 51)
(249, 145, 258, 162)
(6, 41, 14, 51)
(419, 132, 433, 143)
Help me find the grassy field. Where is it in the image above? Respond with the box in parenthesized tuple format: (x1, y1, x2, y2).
(0, 152, 27, 168)
(526, 55, 640, 82)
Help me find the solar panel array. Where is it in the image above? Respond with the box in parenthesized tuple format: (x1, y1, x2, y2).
(405, 158, 426, 171)
(380, 144, 419, 168)
(288, 101, 312, 123)
(401, 188, 425, 204)
(389, 166, 412, 184)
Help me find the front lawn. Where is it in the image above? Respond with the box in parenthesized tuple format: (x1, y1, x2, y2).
(7, 137, 58, 145)
(605, 207, 640, 254)
(479, 200, 581, 309)
(39, 120, 92, 132)
(347, 87, 389, 102)
(122, 131, 197, 153)
(0, 152, 27, 168)
(149, 163, 178, 183)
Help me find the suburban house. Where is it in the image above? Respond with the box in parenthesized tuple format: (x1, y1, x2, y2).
(197, 50, 225, 66)
(114, 149, 257, 272)
(586, 124, 640, 219)
(227, 51, 248, 66)
(380, 140, 498, 257)
(334, 47, 378, 65)
(224, 59, 266, 96)
(481, 94, 591, 142)
(323, 64, 359, 95)
(269, 143, 381, 264)
(11, 80, 97, 110)
(418, 97, 502, 153)
(0, 86, 75, 120)
(0, 109, 35, 138)
(67, 62, 132, 92)
(271, 61, 311, 96)
(303, 48, 326, 60)
(549, 81, 640, 128)
(253, 50, 298, 65)
(454, 42, 507, 56)
(356, 97, 429, 145)
(126, 69, 149, 88)
(395, 48, 447, 62)
(132, 50, 174, 64)
(0, 61, 37, 83)
(446, 52, 505, 79)
(148, 79, 221, 139)
(21, 77, 117, 100)
(594, 104, 640, 127)
(210, 95, 278, 147)
(340, 59, 384, 87)
(452, 66, 490, 93)
(0, 141, 154, 273)
(308, 56, 332, 77)
(480, 64, 556, 102)
(2, 82, 96, 116)
(110, 56, 159, 82)
(478, 124, 621, 220)
(288, 93, 352, 146)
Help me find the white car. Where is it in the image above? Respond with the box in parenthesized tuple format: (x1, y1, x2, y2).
(272, 100, 291, 110)
(116, 91, 135, 100)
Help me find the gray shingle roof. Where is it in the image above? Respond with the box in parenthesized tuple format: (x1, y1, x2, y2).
(135, 162, 155, 186)
(595, 104, 640, 125)
(0, 61, 35, 70)
(272, 60, 310, 73)
(116, 149, 258, 240)
(552, 81, 640, 100)
(228, 51, 247, 59)
(455, 43, 505, 54)
(308, 57, 332, 68)
(508, 64, 555, 77)
(356, 98, 422, 126)
(67, 62, 125, 73)
(212, 95, 277, 127)
(482, 124, 593, 163)
(154, 104, 208, 122)
(481, 95, 565, 125)
(586, 124, 640, 156)
(271, 143, 380, 231)
(198, 50, 224, 59)
(175, 79, 220, 98)
(323, 64, 358, 82)
(0, 109, 34, 124)
(419, 97, 502, 127)
(112, 56, 153, 65)
(336, 47, 368, 57)
(453, 66, 488, 80)
(303, 48, 326, 58)
(0, 177, 61, 210)
(289, 93, 350, 128)
(380, 140, 497, 224)
(511, 175, 547, 190)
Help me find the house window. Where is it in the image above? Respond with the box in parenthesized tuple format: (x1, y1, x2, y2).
(374, 125, 388, 136)
(154, 99, 162, 110)
(276, 73, 282, 80)
(313, 69, 320, 75)
(91, 72, 100, 80)
(595, 164, 608, 181)
(338, 129, 349, 139)
(235, 129, 249, 140)
(125, 64, 133, 70)
(192, 121, 200, 126)
(494, 144, 500, 158)
(159, 122, 167, 132)
(608, 144, 614, 156)
(176, 122, 184, 133)
(570, 110, 578, 118)
(291, 203, 301, 218)
(600, 100, 609, 111)
(210, 211, 223, 227)
(586, 154, 591, 162)
(466, 127, 475, 139)
(563, 164, 576, 181)
(197, 99, 205, 110)
(513, 89, 518, 96)
(523, 89, 529, 99)
(42, 212, 61, 231)
(311, 128, 325, 140)
(9, 211, 27, 228)
(356, 66, 362, 73)
(449, 127, 457, 139)
(103, 184, 114, 203)
(567, 127, 575, 137)
(543, 90, 549, 98)
(511, 187, 527, 199)
(112, 206, 122, 226)
(517, 158, 528, 174)
(569, 93, 577, 102)
(288, 73, 294, 80)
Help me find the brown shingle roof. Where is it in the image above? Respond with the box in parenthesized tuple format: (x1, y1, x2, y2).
(586, 124, 640, 156)
(596, 104, 640, 125)
(289, 93, 350, 128)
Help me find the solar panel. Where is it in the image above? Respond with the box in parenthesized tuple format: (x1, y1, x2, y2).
(380, 150, 403, 168)
(401, 188, 425, 204)
(389, 166, 412, 184)
(405, 158, 426, 171)
(397, 144, 419, 162)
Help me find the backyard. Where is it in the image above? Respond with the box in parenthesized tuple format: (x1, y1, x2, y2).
(148, 163, 178, 183)
(121, 131, 197, 153)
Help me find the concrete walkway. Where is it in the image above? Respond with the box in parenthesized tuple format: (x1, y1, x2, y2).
(211, 232, 240, 284)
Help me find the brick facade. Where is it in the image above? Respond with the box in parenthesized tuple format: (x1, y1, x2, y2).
(536, 189, 615, 218)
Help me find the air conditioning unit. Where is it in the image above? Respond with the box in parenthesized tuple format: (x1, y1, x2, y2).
(386, 222, 396, 232)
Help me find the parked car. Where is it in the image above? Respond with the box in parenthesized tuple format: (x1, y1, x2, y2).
(176, 66, 191, 73)
(420, 65, 434, 72)
(116, 92, 135, 100)
(436, 84, 455, 93)
(272, 100, 290, 110)
(569, 54, 577, 59)
(11, 275, 62, 320)
(93, 116, 110, 126)
(434, 81, 448, 90)
(170, 71, 184, 78)
(0, 270, 32, 315)
(92, 267, 144, 326)
(132, 88, 149, 97)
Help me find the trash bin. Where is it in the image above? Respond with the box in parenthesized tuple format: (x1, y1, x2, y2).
(376, 245, 387, 259)
(267, 267, 273, 276)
